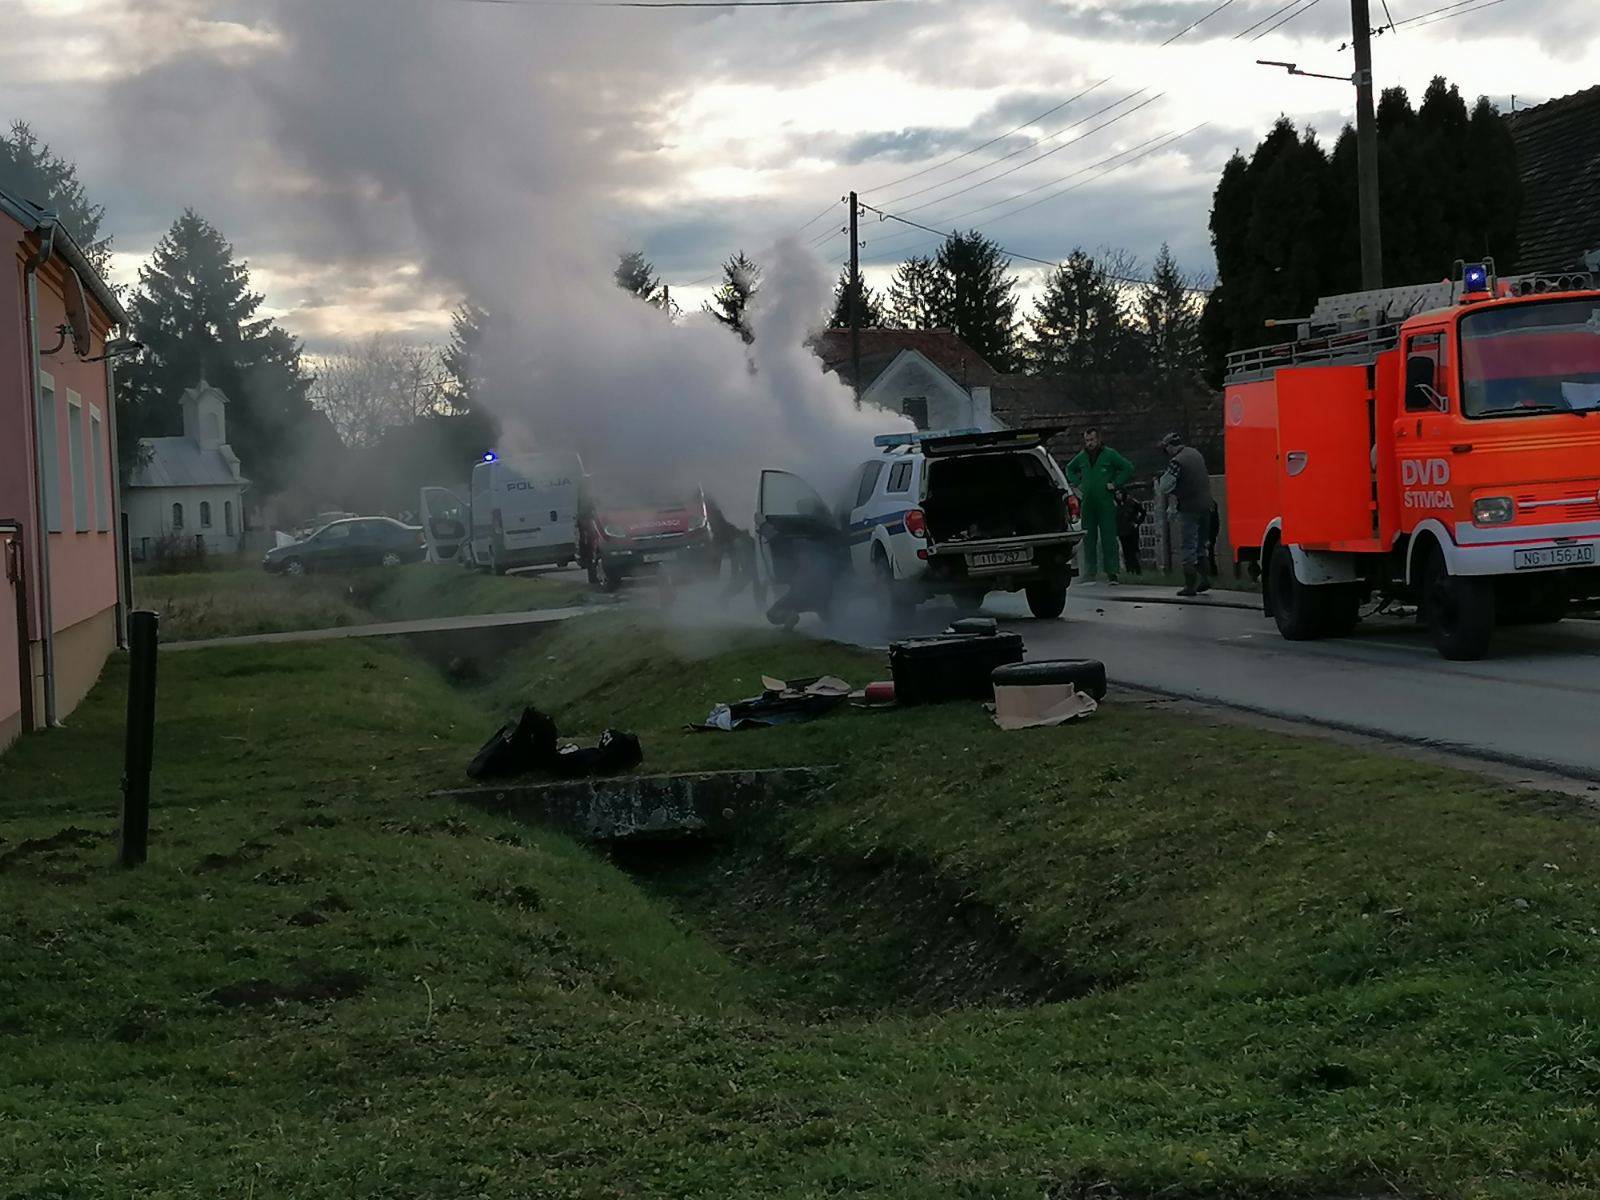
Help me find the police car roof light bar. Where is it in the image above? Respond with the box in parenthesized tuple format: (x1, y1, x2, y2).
(872, 428, 981, 448)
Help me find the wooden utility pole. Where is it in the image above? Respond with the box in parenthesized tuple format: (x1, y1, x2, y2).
(848, 191, 862, 408)
(1351, 0, 1383, 289)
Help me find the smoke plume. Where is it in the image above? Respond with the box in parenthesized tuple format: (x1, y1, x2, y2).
(107, 0, 903, 513)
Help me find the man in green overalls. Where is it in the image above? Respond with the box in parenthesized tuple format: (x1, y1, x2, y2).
(1064, 428, 1134, 583)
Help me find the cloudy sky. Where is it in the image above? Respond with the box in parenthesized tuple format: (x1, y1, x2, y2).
(4, 0, 1597, 353)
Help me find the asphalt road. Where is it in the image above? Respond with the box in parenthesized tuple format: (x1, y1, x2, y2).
(818, 580, 1600, 782)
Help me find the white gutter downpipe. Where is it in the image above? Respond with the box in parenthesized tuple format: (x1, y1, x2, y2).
(23, 221, 59, 726)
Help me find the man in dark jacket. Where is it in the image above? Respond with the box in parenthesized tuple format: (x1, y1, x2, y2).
(1155, 432, 1213, 596)
(1064, 428, 1134, 583)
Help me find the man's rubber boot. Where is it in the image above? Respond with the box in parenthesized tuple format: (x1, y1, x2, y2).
(1195, 574, 1212, 595)
(1177, 570, 1198, 597)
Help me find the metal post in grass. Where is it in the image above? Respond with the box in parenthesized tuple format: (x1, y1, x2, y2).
(119, 609, 159, 868)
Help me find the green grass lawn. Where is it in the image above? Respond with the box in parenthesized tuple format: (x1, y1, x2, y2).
(4, 614, 1600, 1197)
(131, 562, 589, 642)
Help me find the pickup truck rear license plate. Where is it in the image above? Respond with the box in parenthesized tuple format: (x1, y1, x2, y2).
(968, 548, 1033, 569)
(643, 552, 674, 564)
(1513, 545, 1594, 570)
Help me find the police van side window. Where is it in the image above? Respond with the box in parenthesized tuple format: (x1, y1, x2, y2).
(855, 461, 884, 509)
(1405, 333, 1447, 413)
(886, 462, 912, 494)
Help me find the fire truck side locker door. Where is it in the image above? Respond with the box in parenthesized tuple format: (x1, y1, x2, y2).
(1275, 365, 1376, 547)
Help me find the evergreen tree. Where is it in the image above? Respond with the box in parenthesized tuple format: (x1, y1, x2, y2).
(0, 120, 111, 272)
(935, 230, 1019, 371)
(703, 251, 760, 342)
(1024, 249, 1139, 373)
(614, 250, 664, 307)
(1140, 243, 1201, 372)
(886, 255, 950, 329)
(118, 210, 315, 495)
(828, 268, 885, 330)
(442, 300, 489, 412)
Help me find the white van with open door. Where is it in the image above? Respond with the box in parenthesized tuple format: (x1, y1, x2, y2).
(463, 452, 584, 575)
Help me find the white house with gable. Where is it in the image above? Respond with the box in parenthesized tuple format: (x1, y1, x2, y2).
(811, 329, 1005, 433)
(124, 380, 249, 559)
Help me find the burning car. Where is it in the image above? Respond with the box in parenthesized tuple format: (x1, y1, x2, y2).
(755, 427, 1083, 622)
(578, 483, 715, 591)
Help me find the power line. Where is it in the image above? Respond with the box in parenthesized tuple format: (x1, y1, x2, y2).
(1161, 0, 1241, 44)
(1402, 0, 1511, 29)
(864, 125, 1184, 260)
(1232, 0, 1306, 39)
(1250, 0, 1326, 42)
(863, 79, 1112, 197)
(858, 198, 1211, 292)
(450, 0, 911, 8)
(857, 125, 1209, 272)
(882, 87, 1158, 211)
(1388, 0, 1478, 24)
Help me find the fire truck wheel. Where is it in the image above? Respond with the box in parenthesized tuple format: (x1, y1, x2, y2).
(1420, 546, 1495, 660)
(1268, 544, 1333, 640)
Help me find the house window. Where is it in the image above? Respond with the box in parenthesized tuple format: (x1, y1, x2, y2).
(171, 502, 184, 530)
(225, 500, 235, 536)
(200, 500, 213, 528)
(38, 373, 61, 532)
(89, 408, 108, 530)
(901, 397, 929, 430)
(68, 392, 88, 533)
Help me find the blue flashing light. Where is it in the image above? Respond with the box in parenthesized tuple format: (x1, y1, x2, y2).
(1463, 263, 1490, 292)
(872, 427, 981, 448)
(482, 451, 498, 462)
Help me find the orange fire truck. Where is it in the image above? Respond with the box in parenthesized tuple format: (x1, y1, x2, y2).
(1226, 260, 1600, 659)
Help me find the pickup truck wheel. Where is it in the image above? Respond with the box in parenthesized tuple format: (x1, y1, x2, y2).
(585, 556, 600, 586)
(600, 560, 625, 593)
(1421, 545, 1494, 660)
(875, 550, 916, 620)
(1024, 578, 1068, 620)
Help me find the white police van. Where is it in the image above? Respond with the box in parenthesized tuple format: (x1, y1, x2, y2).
(417, 452, 584, 575)
(755, 427, 1082, 620)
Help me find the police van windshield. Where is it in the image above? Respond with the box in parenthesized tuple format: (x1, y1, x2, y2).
(1460, 298, 1600, 419)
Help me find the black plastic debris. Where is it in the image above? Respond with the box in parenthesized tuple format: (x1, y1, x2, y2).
(692, 676, 851, 732)
(889, 631, 1024, 705)
(468, 707, 642, 780)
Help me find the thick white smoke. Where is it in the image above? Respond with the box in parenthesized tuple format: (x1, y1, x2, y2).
(108, 0, 905, 518)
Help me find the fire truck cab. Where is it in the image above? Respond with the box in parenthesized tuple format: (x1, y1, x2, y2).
(1226, 261, 1600, 659)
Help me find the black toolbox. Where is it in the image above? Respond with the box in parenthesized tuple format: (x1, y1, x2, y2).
(889, 631, 1025, 705)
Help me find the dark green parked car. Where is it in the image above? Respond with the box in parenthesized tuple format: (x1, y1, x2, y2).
(262, 517, 426, 576)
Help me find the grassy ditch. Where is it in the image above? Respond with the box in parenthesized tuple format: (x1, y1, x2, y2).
(4, 614, 1600, 1197)
(131, 562, 588, 642)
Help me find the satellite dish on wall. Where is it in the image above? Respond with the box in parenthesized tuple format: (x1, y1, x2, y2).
(63, 267, 92, 358)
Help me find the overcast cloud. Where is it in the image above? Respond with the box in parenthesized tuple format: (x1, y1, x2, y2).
(2, 0, 1596, 342)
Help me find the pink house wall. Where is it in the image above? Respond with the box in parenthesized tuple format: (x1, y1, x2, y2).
(1, 210, 122, 740)
(31, 268, 118, 634)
